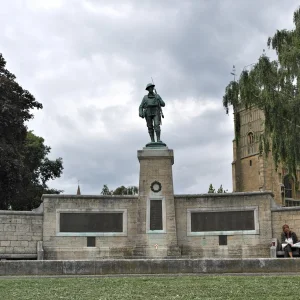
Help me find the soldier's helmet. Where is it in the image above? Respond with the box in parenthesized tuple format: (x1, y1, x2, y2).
(145, 83, 155, 90)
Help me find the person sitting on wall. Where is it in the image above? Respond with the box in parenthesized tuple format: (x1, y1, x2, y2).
(281, 224, 299, 258)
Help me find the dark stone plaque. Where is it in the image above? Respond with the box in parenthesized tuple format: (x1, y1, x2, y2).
(60, 213, 123, 232)
(150, 200, 163, 230)
(191, 210, 255, 232)
(87, 237, 95, 247)
(219, 235, 227, 245)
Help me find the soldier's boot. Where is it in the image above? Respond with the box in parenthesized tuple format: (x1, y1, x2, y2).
(149, 130, 155, 142)
(156, 130, 162, 142)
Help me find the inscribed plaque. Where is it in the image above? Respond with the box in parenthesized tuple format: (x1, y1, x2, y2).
(150, 200, 163, 230)
(60, 213, 123, 232)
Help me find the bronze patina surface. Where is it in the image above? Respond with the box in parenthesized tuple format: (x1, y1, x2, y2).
(139, 83, 166, 147)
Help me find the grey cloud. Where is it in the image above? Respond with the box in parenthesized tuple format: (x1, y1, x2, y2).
(1, 0, 299, 195)
(4, 0, 297, 103)
(48, 103, 233, 194)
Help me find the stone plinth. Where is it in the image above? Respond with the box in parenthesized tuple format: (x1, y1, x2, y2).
(2, 258, 300, 276)
(135, 147, 180, 257)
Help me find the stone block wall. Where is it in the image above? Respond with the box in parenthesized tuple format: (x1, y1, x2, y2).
(42, 192, 279, 259)
(239, 155, 261, 192)
(175, 192, 275, 258)
(136, 148, 180, 257)
(2, 258, 300, 276)
(271, 207, 300, 241)
(42, 195, 138, 260)
(0, 210, 43, 257)
(4, 192, 299, 260)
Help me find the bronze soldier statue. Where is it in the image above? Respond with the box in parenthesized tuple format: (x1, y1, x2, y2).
(139, 83, 165, 143)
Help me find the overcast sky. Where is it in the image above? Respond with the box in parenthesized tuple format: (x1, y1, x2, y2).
(1, 0, 299, 195)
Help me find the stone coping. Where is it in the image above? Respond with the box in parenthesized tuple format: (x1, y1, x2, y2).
(137, 148, 174, 164)
(0, 254, 37, 259)
(41, 195, 139, 200)
(1, 258, 300, 276)
(271, 206, 300, 212)
(41, 191, 274, 200)
(174, 191, 274, 198)
(0, 210, 43, 216)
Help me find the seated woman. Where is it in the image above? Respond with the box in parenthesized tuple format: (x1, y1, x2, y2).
(281, 224, 298, 258)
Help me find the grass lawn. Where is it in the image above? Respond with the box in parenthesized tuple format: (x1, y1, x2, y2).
(0, 275, 299, 300)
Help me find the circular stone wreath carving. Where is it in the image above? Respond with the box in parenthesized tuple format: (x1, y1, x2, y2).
(150, 181, 162, 193)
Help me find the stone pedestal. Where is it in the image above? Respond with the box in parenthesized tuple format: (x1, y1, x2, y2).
(134, 147, 180, 257)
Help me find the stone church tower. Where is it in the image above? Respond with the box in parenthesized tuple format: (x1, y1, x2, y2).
(232, 106, 300, 206)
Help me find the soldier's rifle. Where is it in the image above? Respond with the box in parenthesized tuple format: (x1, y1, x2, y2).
(151, 78, 164, 124)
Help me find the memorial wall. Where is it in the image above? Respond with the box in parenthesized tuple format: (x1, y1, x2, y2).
(175, 192, 273, 258)
(1, 191, 300, 259)
(42, 195, 137, 260)
(0, 210, 43, 259)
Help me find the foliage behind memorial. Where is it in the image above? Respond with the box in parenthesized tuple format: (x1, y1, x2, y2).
(0, 53, 63, 210)
(223, 7, 300, 183)
(207, 184, 227, 193)
(101, 184, 139, 195)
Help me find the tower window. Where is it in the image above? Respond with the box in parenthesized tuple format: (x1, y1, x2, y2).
(248, 132, 254, 145)
(250, 160, 252, 166)
(247, 132, 254, 155)
(284, 175, 294, 199)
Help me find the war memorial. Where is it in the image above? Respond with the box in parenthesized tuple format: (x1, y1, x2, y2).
(1, 83, 300, 276)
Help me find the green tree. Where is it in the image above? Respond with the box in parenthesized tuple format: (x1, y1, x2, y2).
(15, 131, 63, 210)
(0, 53, 62, 210)
(100, 185, 139, 195)
(101, 184, 112, 195)
(223, 7, 300, 183)
(113, 186, 138, 195)
(208, 184, 215, 193)
(208, 184, 227, 193)
(217, 184, 227, 193)
(112, 185, 127, 195)
(126, 186, 139, 195)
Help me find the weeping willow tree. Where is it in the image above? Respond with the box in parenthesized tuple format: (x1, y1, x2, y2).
(223, 7, 300, 184)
